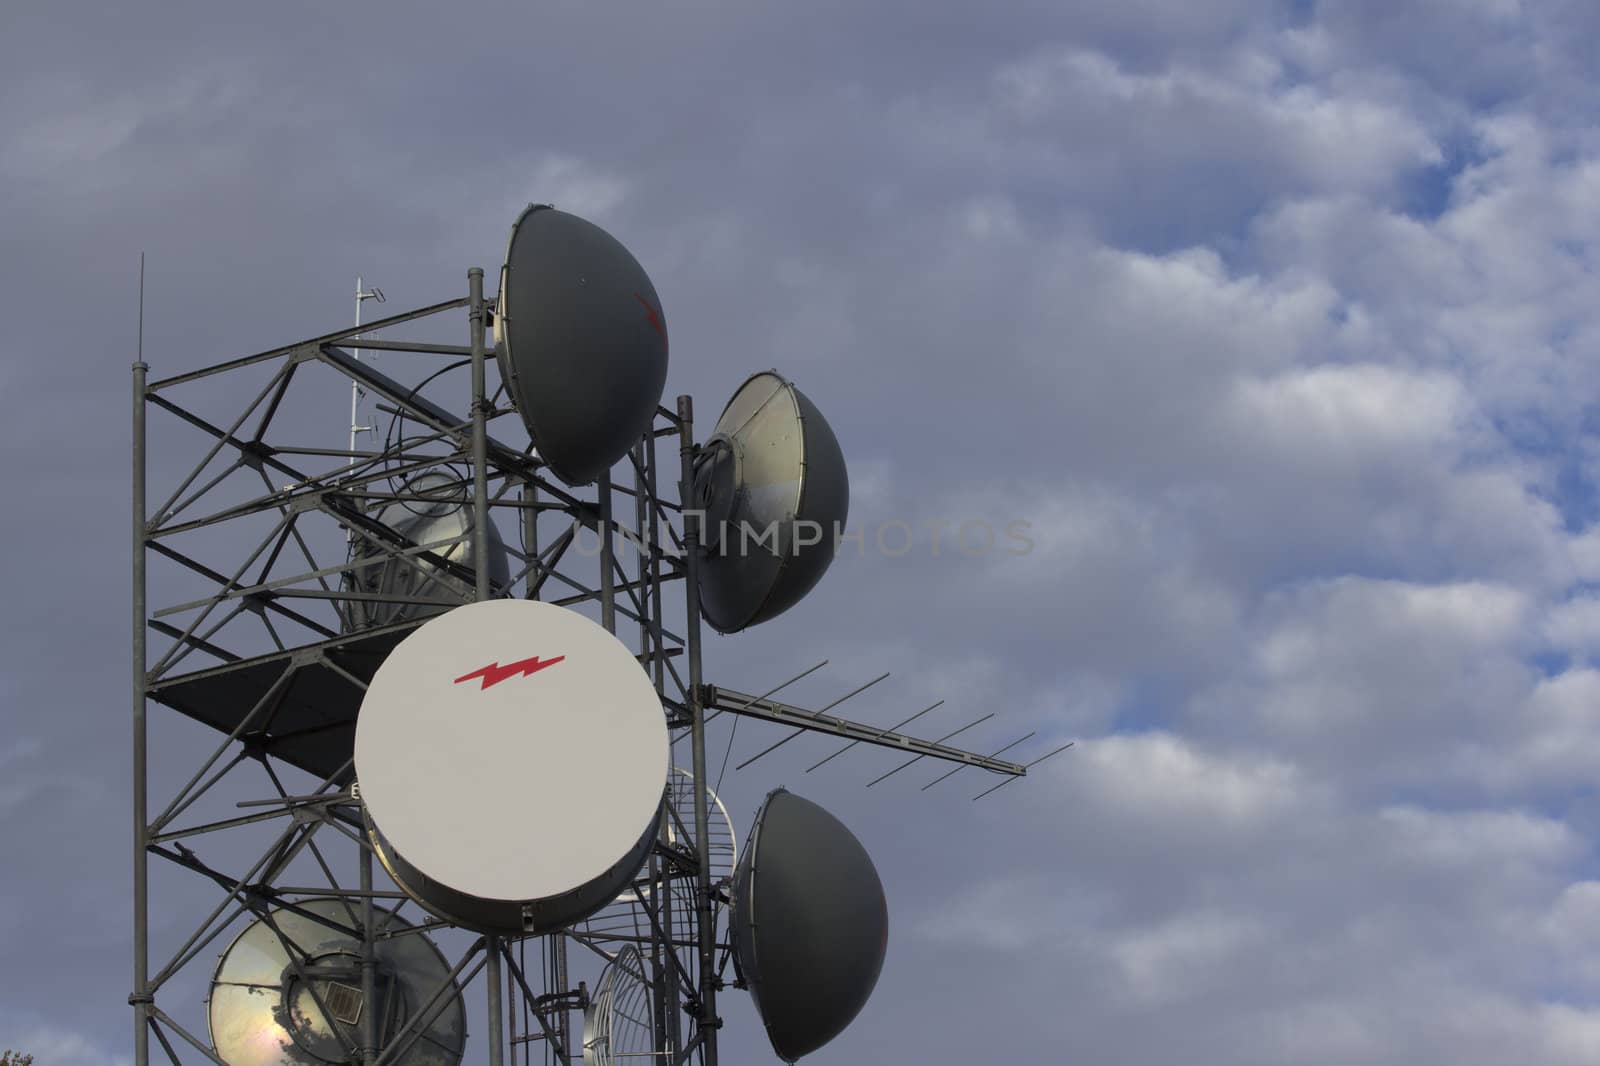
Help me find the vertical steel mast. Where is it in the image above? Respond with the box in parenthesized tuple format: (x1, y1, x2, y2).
(676, 396, 720, 1066)
(130, 252, 150, 1066)
(468, 265, 509, 1066)
(355, 273, 385, 1066)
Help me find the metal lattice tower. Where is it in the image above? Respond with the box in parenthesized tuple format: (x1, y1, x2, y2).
(130, 263, 1058, 1066)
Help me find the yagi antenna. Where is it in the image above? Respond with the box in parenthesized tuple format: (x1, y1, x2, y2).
(921, 730, 1037, 791)
(865, 713, 996, 787)
(806, 700, 944, 773)
(732, 671, 890, 771)
(972, 741, 1075, 800)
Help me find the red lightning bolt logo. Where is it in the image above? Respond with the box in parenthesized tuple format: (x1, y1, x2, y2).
(634, 293, 667, 350)
(453, 654, 566, 690)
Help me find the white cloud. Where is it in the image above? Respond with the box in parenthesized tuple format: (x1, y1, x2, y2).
(1377, 804, 1579, 868)
(1251, 112, 1600, 437)
(992, 46, 1442, 197)
(1542, 596, 1600, 657)
(1108, 908, 1270, 1006)
(1484, 668, 1600, 792)
(1073, 731, 1305, 827)
(900, 726, 1600, 1063)
(1185, 577, 1542, 796)
(1228, 363, 1473, 463)
(10, 3, 1600, 1064)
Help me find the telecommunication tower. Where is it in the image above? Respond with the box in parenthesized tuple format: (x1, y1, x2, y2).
(130, 204, 1067, 1065)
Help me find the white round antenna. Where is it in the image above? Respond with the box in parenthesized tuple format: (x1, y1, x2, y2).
(206, 897, 466, 1066)
(582, 944, 655, 1066)
(354, 599, 669, 935)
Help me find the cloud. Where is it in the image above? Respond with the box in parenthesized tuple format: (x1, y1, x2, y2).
(1107, 908, 1271, 1006)
(1377, 804, 1581, 868)
(1544, 596, 1600, 658)
(1483, 668, 1600, 794)
(993, 46, 1442, 196)
(897, 728, 1599, 1064)
(1188, 577, 1537, 790)
(7, 3, 1600, 1064)
(1250, 112, 1600, 440)
(1072, 730, 1306, 828)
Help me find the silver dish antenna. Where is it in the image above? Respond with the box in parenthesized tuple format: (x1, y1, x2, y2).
(693, 371, 850, 633)
(729, 789, 887, 1063)
(206, 896, 466, 1066)
(662, 767, 736, 882)
(354, 600, 668, 935)
(582, 944, 655, 1066)
(495, 205, 669, 486)
(344, 471, 511, 630)
(579, 767, 737, 943)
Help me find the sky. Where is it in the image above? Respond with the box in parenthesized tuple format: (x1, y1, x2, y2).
(4, 0, 1600, 1062)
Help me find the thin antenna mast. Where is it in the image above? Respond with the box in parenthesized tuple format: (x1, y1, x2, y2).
(349, 275, 386, 464)
(347, 276, 385, 550)
(137, 253, 145, 363)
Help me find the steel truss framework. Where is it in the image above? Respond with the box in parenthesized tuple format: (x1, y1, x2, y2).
(131, 270, 1059, 1066)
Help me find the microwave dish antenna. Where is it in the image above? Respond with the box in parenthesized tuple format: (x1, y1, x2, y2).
(354, 599, 668, 935)
(729, 789, 888, 1063)
(343, 471, 510, 630)
(206, 897, 465, 1066)
(494, 204, 668, 486)
(692, 371, 849, 633)
(582, 944, 655, 1066)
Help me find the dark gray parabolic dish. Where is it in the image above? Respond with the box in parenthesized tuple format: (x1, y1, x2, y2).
(693, 371, 849, 633)
(207, 897, 465, 1066)
(730, 789, 888, 1063)
(496, 204, 669, 486)
(343, 472, 511, 630)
